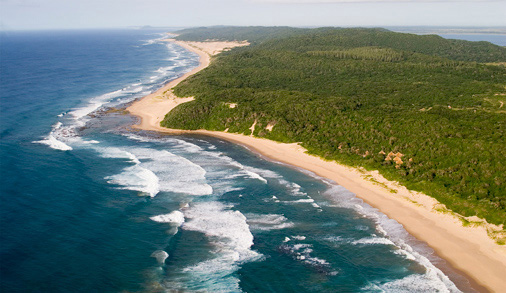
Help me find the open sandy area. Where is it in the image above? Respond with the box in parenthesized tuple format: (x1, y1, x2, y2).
(127, 38, 506, 292)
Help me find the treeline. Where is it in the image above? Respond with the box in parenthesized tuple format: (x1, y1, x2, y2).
(174, 26, 304, 44)
(165, 27, 506, 226)
(175, 26, 506, 63)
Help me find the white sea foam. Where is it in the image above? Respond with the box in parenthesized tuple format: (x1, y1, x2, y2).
(263, 196, 280, 203)
(181, 202, 261, 290)
(33, 121, 73, 151)
(96, 148, 156, 196)
(292, 243, 312, 250)
(306, 256, 330, 266)
(218, 161, 307, 197)
(34, 134, 73, 151)
(219, 186, 245, 195)
(121, 133, 152, 143)
(69, 89, 124, 120)
(82, 140, 100, 144)
(352, 237, 396, 246)
(278, 179, 307, 196)
(98, 148, 140, 163)
(324, 184, 461, 292)
(279, 242, 333, 274)
(122, 134, 204, 154)
(322, 235, 350, 243)
(65, 81, 147, 126)
(106, 165, 160, 197)
(235, 166, 308, 198)
(131, 148, 212, 196)
(141, 34, 167, 46)
(171, 138, 203, 153)
(226, 161, 268, 183)
(98, 146, 212, 197)
(150, 211, 185, 226)
(394, 249, 417, 261)
(364, 272, 457, 293)
(245, 213, 295, 231)
(180, 257, 243, 292)
(205, 152, 269, 183)
(323, 235, 396, 247)
(151, 250, 169, 265)
(293, 198, 314, 203)
(155, 65, 177, 73)
(282, 198, 320, 207)
(188, 149, 310, 197)
(246, 166, 279, 179)
(183, 202, 257, 261)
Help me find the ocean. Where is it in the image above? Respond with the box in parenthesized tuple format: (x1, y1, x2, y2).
(0, 29, 480, 292)
(437, 34, 506, 46)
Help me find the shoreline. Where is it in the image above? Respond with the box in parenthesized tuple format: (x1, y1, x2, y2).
(127, 39, 210, 129)
(128, 37, 249, 129)
(127, 39, 506, 292)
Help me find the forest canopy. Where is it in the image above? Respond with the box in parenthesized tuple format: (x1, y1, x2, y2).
(163, 27, 506, 226)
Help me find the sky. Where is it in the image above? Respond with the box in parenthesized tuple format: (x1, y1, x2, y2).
(0, 0, 505, 31)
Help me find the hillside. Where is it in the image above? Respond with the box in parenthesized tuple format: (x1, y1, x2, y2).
(163, 27, 506, 226)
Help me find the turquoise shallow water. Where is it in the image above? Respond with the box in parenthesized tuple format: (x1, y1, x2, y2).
(0, 29, 476, 292)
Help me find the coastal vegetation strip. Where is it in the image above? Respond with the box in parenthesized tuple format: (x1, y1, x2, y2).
(162, 27, 506, 228)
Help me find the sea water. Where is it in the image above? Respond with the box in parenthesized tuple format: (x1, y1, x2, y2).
(438, 34, 506, 46)
(1, 29, 476, 292)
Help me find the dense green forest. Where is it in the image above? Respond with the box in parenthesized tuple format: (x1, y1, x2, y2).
(163, 27, 506, 226)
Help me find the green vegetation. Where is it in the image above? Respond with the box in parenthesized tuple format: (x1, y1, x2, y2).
(175, 27, 506, 62)
(174, 26, 304, 43)
(163, 27, 506, 226)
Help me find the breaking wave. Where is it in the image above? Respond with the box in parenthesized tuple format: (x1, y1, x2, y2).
(35, 34, 198, 153)
(179, 201, 261, 291)
(97, 146, 212, 197)
(324, 185, 461, 292)
(150, 210, 185, 226)
(245, 213, 295, 231)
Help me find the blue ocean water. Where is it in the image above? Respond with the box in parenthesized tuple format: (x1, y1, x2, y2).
(438, 34, 506, 46)
(0, 30, 474, 292)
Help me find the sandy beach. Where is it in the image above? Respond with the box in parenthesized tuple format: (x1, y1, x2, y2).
(127, 39, 506, 292)
(128, 38, 248, 127)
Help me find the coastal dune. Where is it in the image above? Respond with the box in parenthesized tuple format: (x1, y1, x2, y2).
(127, 39, 506, 292)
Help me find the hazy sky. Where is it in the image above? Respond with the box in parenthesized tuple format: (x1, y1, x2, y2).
(1, 0, 505, 30)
